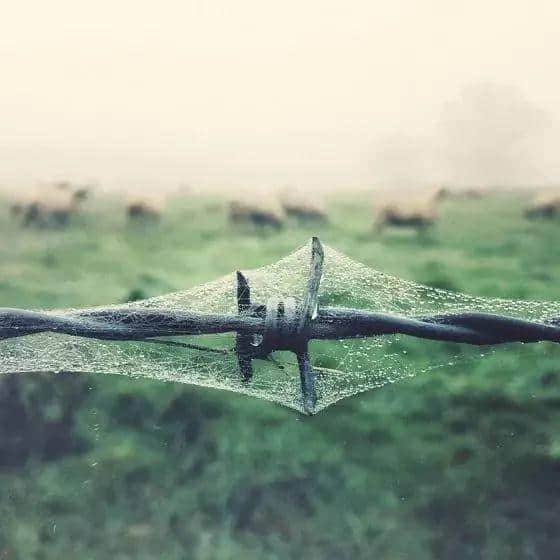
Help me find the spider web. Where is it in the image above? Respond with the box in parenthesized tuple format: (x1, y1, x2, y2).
(1, 242, 559, 414)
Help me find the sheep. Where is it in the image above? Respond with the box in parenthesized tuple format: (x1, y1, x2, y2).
(432, 186, 488, 201)
(20, 190, 82, 227)
(279, 190, 328, 222)
(374, 197, 439, 233)
(13, 182, 92, 227)
(229, 197, 285, 229)
(525, 193, 560, 219)
(126, 197, 164, 222)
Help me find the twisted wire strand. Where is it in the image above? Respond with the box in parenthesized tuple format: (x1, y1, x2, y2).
(0, 306, 559, 346)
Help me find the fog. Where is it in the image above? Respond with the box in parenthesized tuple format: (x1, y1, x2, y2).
(1, 1, 559, 193)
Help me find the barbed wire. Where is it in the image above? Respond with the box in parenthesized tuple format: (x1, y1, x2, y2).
(1, 237, 559, 413)
(1, 306, 559, 346)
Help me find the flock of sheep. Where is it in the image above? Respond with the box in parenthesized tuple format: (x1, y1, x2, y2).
(6, 182, 560, 232)
(229, 188, 328, 229)
(7, 185, 329, 229)
(9, 183, 164, 226)
(228, 186, 560, 231)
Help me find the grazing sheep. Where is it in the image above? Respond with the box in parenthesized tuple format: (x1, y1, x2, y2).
(279, 190, 328, 222)
(525, 193, 560, 219)
(375, 197, 439, 233)
(433, 186, 488, 201)
(229, 197, 285, 229)
(13, 182, 92, 227)
(21, 190, 81, 227)
(126, 197, 164, 221)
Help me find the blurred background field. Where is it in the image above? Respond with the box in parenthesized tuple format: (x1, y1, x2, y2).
(1, 190, 560, 559)
(3, 1, 560, 557)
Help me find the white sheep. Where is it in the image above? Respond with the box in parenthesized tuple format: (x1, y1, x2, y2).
(525, 193, 560, 219)
(375, 195, 440, 233)
(14, 182, 91, 227)
(279, 189, 328, 222)
(433, 186, 488, 201)
(126, 196, 165, 221)
(229, 196, 285, 229)
(17, 189, 84, 227)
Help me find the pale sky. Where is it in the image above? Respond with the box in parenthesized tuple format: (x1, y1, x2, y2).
(1, 1, 559, 192)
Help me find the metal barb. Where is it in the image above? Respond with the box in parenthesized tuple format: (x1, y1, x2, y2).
(2, 236, 560, 416)
(298, 236, 325, 333)
(233, 238, 324, 414)
(235, 270, 254, 382)
(295, 236, 324, 414)
(296, 344, 317, 414)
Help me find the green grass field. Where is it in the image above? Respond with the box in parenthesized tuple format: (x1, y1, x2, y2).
(1, 191, 560, 559)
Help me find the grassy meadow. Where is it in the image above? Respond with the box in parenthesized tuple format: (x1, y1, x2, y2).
(1, 190, 560, 559)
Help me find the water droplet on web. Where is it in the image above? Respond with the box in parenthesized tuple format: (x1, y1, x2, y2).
(0, 241, 558, 414)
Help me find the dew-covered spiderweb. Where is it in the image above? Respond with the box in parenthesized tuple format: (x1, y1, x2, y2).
(1, 241, 560, 414)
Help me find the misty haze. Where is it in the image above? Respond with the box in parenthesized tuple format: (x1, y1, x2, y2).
(1, 0, 559, 193)
(2, 4, 560, 560)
